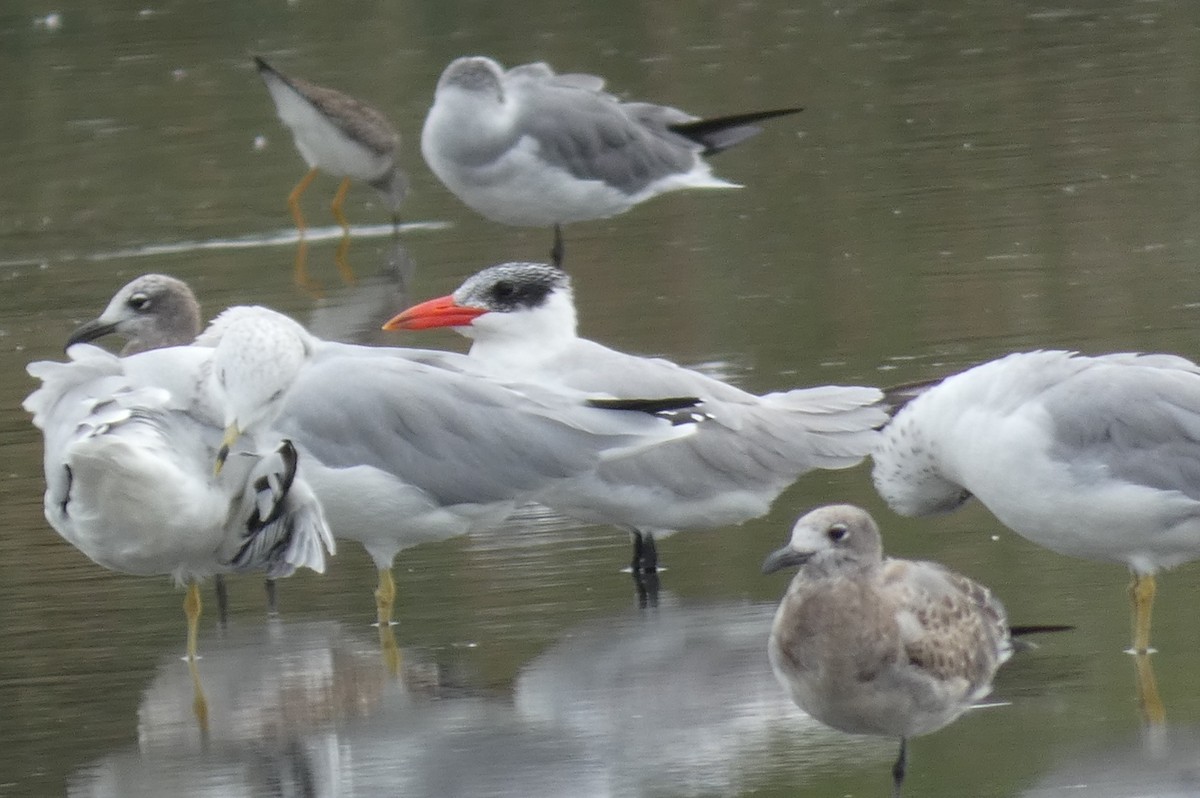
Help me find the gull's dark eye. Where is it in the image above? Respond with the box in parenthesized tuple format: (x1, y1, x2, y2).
(491, 280, 515, 301)
(828, 523, 848, 542)
(268, 389, 284, 402)
(128, 292, 150, 311)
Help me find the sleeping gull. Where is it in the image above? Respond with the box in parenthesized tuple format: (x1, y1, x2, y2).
(384, 262, 886, 572)
(872, 349, 1200, 654)
(254, 56, 407, 241)
(762, 504, 1012, 798)
(24, 334, 334, 663)
(421, 56, 801, 266)
(71, 293, 703, 628)
(65, 273, 278, 620)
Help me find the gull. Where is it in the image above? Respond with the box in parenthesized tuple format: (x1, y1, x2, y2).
(69, 293, 703, 629)
(254, 56, 407, 241)
(762, 504, 1012, 798)
(24, 332, 334, 663)
(872, 349, 1200, 654)
(65, 273, 278, 620)
(421, 56, 801, 266)
(384, 262, 886, 572)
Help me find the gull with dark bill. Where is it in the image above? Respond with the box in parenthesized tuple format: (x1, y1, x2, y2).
(762, 504, 1012, 798)
(25, 323, 335, 663)
(254, 56, 407, 240)
(873, 349, 1200, 655)
(421, 56, 801, 266)
(385, 262, 885, 572)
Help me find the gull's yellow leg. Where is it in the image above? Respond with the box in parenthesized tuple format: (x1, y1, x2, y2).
(187, 654, 210, 732)
(375, 567, 396, 628)
(334, 231, 357, 285)
(288, 167, 320, 237)
(378, 621, 403, 676)
(330, 176, 353, 237)
(1133, 652, 1165, 726)
(1129, 572, 1157, 654)
(184, 581, 202, 661)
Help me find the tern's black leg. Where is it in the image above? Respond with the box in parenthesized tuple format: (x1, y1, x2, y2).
(633, 570, 660, 609)
(550, 224, 565, 269)
(630, 530, 659, 574)
(265, 578, 279, 617)
(891, 737, 908, 798)
(213, 574, 229, 627)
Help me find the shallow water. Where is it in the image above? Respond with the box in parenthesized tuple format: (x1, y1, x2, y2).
(5, 1, 1200, 795)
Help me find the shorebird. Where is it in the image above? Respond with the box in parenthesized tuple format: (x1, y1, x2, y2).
(873, 349, 1200, 654)
(421, 56, 801, 266)
(763, 504, 1012, 798)
(384, 262, 885, 572)
(254, 56, 407, 239)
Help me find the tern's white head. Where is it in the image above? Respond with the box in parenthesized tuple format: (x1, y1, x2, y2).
(383, 262, 577, 349)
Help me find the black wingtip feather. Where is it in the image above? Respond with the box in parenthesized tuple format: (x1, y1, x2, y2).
(669, 107, 804, 155)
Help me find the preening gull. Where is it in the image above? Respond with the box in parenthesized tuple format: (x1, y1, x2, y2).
(762, 504, 1012, 798)
(254, 56, 407, 237)
(421, 56, 801, 266)
(385, 262, 886, 572)
(69, 288, 703, 628)
(872, 349, 1200, 654)
(24, 337, 334, 662)
(65, 273, 278, 620)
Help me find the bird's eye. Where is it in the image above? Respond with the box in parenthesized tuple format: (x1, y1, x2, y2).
(828, 524, 848, 542)
(492, 280, 515, 300)
(128, 293, 150, 311)
(269, 389, 284, 402)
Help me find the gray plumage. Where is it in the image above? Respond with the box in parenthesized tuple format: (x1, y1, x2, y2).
(387, 263, 886, 555)
(421, 55, 800, 229)
(763, 504, 1011, 797)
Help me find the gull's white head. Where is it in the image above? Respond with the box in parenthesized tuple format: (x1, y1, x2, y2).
(436, 56, 506, 102)
(198, 306, 314, 469)
(761, 504, 884, 575)
(383, 262, 576, 348)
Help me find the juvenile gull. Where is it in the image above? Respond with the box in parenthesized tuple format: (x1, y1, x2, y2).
(66, 273, 278, 620)
(762, 504, 1012, 798)
(873, 349, 1200, 654)
(254, 56, 407, 238)
(24, 331, 334, 662)
(421, 56, 801, 266)
(71, 289, 703, 628)
(385, 262, 886, 572)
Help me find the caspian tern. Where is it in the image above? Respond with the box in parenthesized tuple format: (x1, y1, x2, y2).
(384, 262, 887, 572)
(421, 56, 801, 267)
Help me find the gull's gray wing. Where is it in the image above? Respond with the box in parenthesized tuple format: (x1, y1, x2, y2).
(510, 80, 699, 195)
(1045, 354, 1200, 500)
(274, 351, 679, 506)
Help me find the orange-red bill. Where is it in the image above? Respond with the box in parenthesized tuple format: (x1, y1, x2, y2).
(382, 295, 487, 331)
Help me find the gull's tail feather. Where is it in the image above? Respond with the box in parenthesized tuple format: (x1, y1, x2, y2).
(670, 107, 804, 155)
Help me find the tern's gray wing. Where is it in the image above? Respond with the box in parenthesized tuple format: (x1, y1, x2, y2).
(1044, 356, 1200, 500)
(274, 352, 676, 506)
(513, 83, 698, 195)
